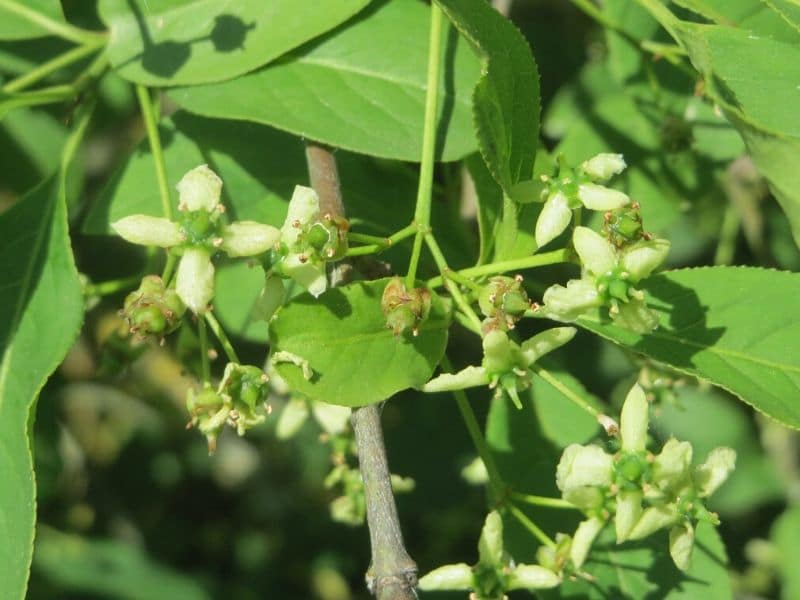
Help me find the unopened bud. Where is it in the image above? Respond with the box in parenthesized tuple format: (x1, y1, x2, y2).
(381, 277, 432, 336)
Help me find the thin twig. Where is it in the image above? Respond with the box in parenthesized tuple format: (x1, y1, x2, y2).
(304, 141, 417, 600)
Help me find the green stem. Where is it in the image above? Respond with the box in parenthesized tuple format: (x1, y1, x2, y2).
(444, 356, 506, 498)
(197, 316, 211, 385)
(161, 253, 177, 284)
(135, 85, 173, 221)
(345, 223, 417, 256)
(512, 492, 577, 510)
(426, 234, 483, 332)
(427, 249, 569, 287)
(2, 39, 104, 93)
(714, 202, 740, 266)
(0, 0, 107, 45)
(406, 3, 444, 288)
(531, 365, 601, 419)
(507, 503, 556, 548)
(443, 268, 482, 291)
(85, 275, 141, 297)
(205, 312, 240, 364)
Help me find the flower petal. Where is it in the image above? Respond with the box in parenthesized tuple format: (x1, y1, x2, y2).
(176, 165, 222, 212)
(421, 366, 489, 392)
(478, 511, 505, 567)
(542, 279, 602, 322)
(628, 504, 679, 541)
(621, 238, 670, 282)
(112, 215, 182, 247)
(615, 489, 643, 543)
(507, 564, 561, 590)
(611, 298, 660, 333)
(577, 183, 630, 210)
(571, 517, 605, 568)
(418, 563, 473, 591)
(669, 523, 695, 571)
(221, 221, 281, 257)
(520, 327, 577, 365)
(535, 191, 572, 248)
(556, 444, 614, 493)
(652, 438, 693, 492)
(573, 226, 616, 277)
(695, 446, 736, 497)
(175, 248, 215, 313)
(620, 384, 649, 452)
(581, 153, 627, 182)
(282, 185, 320, 246)
(283, 253, 327, 297)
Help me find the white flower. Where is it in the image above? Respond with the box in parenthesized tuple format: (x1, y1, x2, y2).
(279, 186, 328, 297)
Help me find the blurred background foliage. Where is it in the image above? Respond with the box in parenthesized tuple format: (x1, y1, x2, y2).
(2, 0, 799, 598)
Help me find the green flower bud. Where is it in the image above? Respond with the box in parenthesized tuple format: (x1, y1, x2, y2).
(615, 490, 643, 543)
(478, 276, 530, 330)
(577, 183, 630, 211)
(185, 386, 228, 453)
(535, 190, 572, 248)
(580, 153, 627, 182)
(111, 215, 183, 247)
(381, 277, 432, 336)
(652, 439, 693, 492)
(177, 164, 222, 213)
(620, 384, 649, 452)
(571, 517, 605, 568)
(418, 563, 474, 591)
(478, 511, 506, 567)
(556, 444, 614, 493)
(695, 447, 736, 497)
(123, 275, 186, 337)
(176, 248, 215, 313)
(669, 523, 695, 571)
(601, 205, 644, 248)
(220, 221, 280, 257)
(507, 564, 561, 590)
(628, 504, 679, 541)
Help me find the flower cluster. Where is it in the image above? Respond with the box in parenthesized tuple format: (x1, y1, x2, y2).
(556, 383, 736, 570)
(112, 165, 280, 313)
(419, 511, 561, 598)
(540, 225, 670, 333)
(535, 153, 630, 248)
(186, 362, 271, 452)
(423, 327, 575, 408)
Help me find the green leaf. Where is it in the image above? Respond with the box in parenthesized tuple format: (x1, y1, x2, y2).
(772, 505, 800, 600)
(671, 0, 800, 41)
(577, 267, 800, 428)
(652, 386, 784, 515)
(170, 0, 481, 162)
(435, 0, 540, 194)
(637, 0, 800, 246)
(0, 176, 83, 600)
(98, 0, 370, 86)
(33, 528, 210, 600)
(0, 106, 67, 194)
(269, 278, 450, 407)
(545, 522, 731, 598)
(0, 0, 65, 40)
